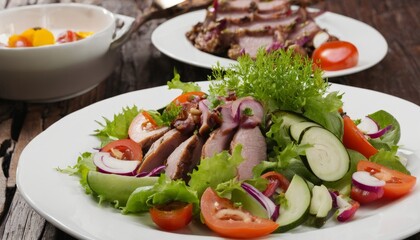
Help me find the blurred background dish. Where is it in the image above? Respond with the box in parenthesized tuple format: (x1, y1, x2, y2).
(151, 9, 388, 78)
(0, 3, 134, 102)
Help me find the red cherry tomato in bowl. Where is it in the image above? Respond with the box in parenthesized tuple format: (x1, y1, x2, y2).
(312, 41, 359, 71)
(57, 30, 78, 43)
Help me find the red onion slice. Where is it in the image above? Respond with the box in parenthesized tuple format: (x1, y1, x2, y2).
(366, 125, 392, 139)
(352, 171, 385, 193)
(329, 190, 338, 208)
(241, 182, 279, 221)
(93, 152, 140, 176)
(336, 195, 359, 222)
(357, 117, 392, 139)
(136, 165, 165, 177)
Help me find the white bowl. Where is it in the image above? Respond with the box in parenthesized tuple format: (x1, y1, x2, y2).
(0, 3, 134, 102)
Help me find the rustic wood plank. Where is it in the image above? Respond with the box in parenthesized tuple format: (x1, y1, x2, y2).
(0, 119, 13, 219)
(7, 105, 43, 188)
(1, 191, 46, 240)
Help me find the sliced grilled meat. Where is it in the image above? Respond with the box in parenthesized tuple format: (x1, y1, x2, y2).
(166, 134, 204, 180)
(198, 99, 219, 136)
(137, 129, 189, 173)
(201, 127, 235, 158)
(230, 127, 267, 180)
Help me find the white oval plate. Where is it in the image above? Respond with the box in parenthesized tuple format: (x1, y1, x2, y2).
(17, 82, 420, 240)
(152, 10, 388, 78)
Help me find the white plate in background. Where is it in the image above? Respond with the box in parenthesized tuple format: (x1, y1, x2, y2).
(152, 10, 388, 78)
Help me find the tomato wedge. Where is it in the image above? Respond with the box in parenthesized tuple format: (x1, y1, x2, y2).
(200, 187, 278, 239)
(141, 110, 158, 128)
(342, 114, 378, 158)
(172, 91, 206, 105)
(261, 171, 290, 197)
(312, 41, 358, 71)
(101, 139, 142, 160)
(150, 202, 193, 231)
(357, 160, 416, 199)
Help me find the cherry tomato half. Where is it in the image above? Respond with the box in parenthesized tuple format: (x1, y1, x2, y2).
(342, 114, 378, 158)
(357, 160, 416, 199)
(312, 41, 358, 71)
(200, 187, 278, 239)
(101, 139, 142, 160)
(150, 202, 193, 231)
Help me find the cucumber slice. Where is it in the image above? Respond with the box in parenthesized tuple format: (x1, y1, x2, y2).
(308, 184, 333, 228)
(300, 127, 350, 182)
(289, 121, 320, 142)
(274, 111, 307, 129)
(87, 171, 158, 206)
(276, 175, 311, 233)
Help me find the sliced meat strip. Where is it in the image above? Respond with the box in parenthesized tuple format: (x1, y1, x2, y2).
(198, 99, 219, 136)
(235, 97, 264, 128)
(165, 134, 204, 181)
(218, 0, 290, 13)
(225, 14, 298, 33)
(201, 127, 235, 159)
(230, 127, 267, 180)
(137, 129, 189, 173)
(219, 102, 238, 134)
(286, 20, 321, 46)
(229, 34, 273, 59)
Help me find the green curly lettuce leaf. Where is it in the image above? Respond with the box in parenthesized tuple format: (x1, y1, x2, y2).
(167, 69, 201, 93)
(122, 174, 198, 214)
(208, 49, 343, 135)
(94, 106, 139, 146)
(188, 145, 244, 198)
(56, 152, 95, 194)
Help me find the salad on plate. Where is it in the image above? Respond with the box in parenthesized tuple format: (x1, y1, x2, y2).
(59, 49, 416, 239)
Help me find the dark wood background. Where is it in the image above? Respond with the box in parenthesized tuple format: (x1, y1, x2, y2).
(0, 0, 419, 239)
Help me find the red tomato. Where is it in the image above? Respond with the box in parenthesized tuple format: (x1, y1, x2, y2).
(200, 187, 278, 239)
(312, 41, 358, 71)
(261, 171, 290, 197)
(149, 202, 193, 231)
(56, 30, 78, 43)
(172, 91, 206, 105)
(101, 139, 142, 160)
(350, 185, 384, 204)
(141, 111, 158, 128)
(342, 114, 378, 158)
(8, 35, 32, 47)
(357, 160, 416, 199)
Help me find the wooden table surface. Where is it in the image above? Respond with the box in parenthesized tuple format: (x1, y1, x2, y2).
(0, 0, 419, 239)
